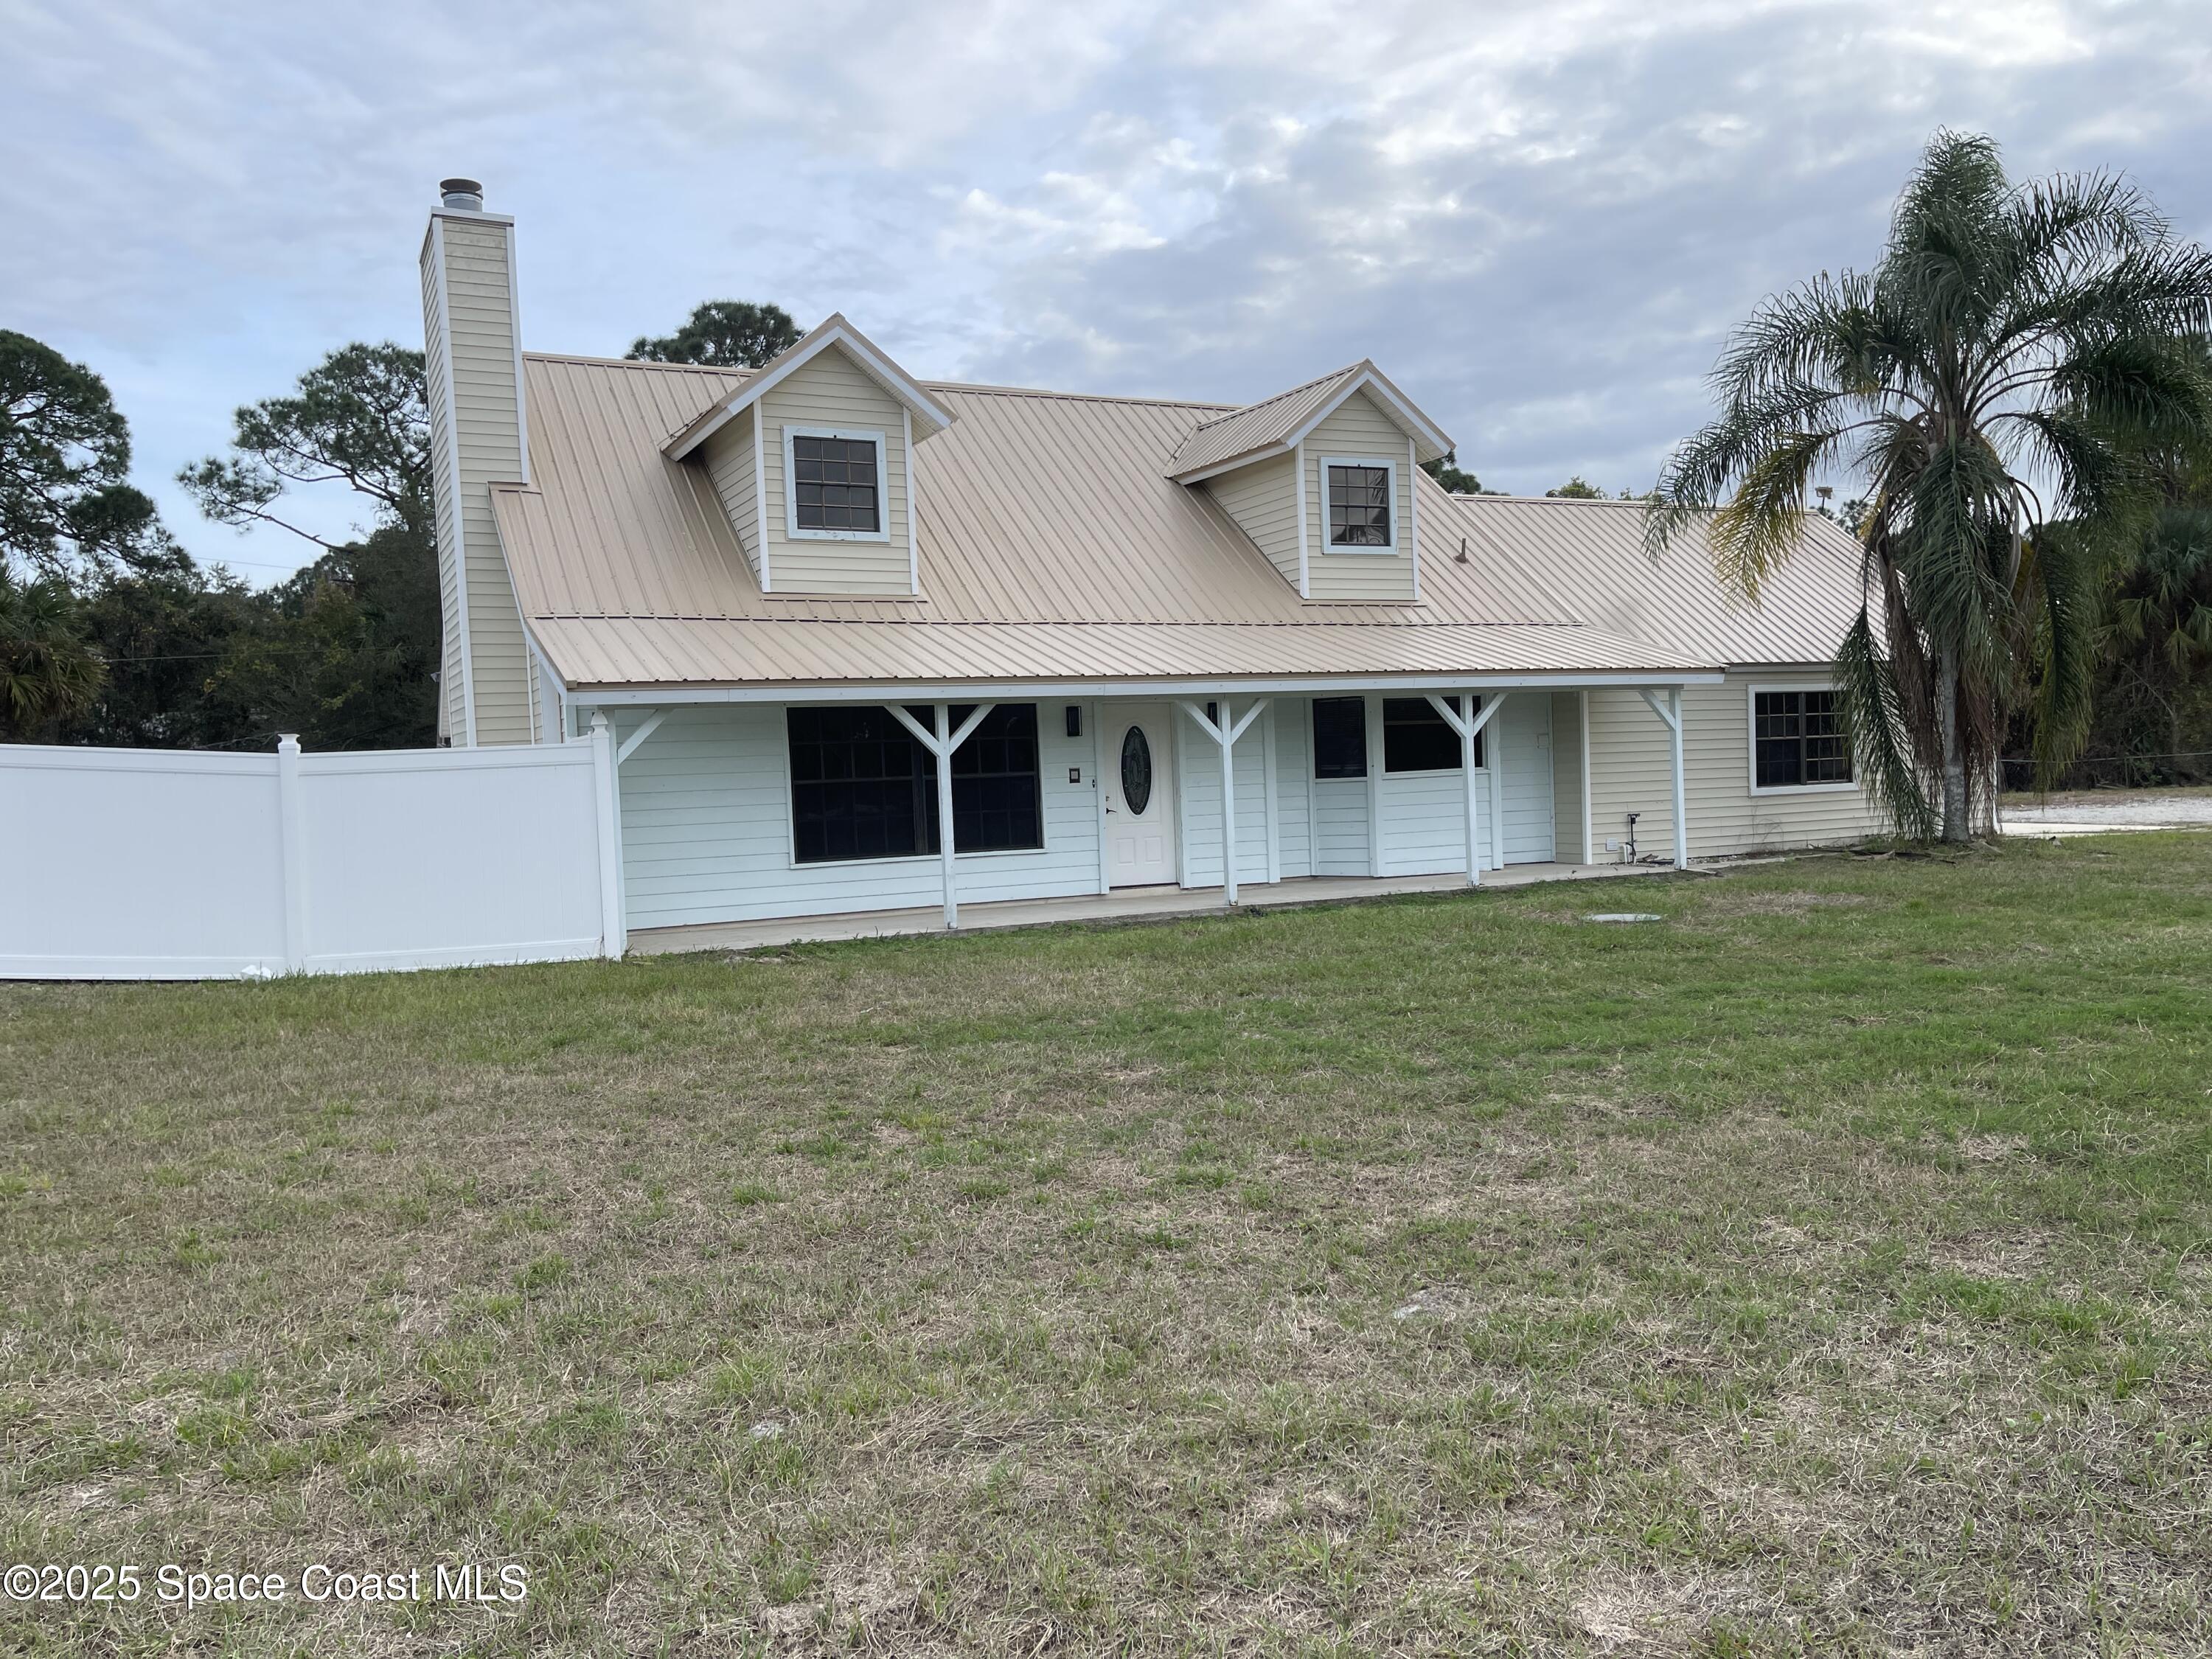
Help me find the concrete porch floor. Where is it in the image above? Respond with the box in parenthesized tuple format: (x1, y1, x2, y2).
(628, 859, 1705, 955)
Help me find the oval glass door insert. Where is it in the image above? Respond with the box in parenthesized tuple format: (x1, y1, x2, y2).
(1119, 726, 1153, 815)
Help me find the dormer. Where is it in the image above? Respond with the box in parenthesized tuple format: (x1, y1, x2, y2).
(1169, 362, 1453, 602)
(664, 314, 954, 597)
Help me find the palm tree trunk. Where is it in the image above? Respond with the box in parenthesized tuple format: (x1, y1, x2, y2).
(1937, 645, 1969, 842)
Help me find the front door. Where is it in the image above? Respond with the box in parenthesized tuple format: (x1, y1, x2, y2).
(1105, 706, 1178, 886)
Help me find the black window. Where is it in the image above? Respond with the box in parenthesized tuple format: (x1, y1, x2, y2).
(792, 434, 880, 533)
(1327, 463, 1391, 547)
(1383, 697, 1474, 773)
(788, 704, 928, 862)
(1312, 698, 1367, 779)
(787, 704, 1041, 863)
(946, 704, 1043, 855)
(1754, 690, 1852, 787)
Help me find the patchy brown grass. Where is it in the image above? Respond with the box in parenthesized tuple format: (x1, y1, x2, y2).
(4, 833, 2211, 1655)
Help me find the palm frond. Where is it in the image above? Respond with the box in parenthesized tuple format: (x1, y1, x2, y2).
(1833, 606, 1938, 838)
(2021, 527, 2102, 783)
(1708, 430, 1832, 598)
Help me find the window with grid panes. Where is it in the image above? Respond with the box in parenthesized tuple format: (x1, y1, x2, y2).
(791, 434, 880, 532)
(1753, 690, 1852, 787)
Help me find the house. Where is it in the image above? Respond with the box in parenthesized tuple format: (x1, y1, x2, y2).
(420, 179, 1877, 942)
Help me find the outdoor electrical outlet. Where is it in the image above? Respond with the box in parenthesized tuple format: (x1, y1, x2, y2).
(1605, 838, 1621, 851)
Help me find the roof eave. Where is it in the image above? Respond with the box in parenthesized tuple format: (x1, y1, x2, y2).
(559, 665, 1731, 703)
(1167, 361, 1455, 483)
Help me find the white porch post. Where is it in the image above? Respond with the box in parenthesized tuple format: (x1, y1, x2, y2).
(1425, 692, 1508, 887)
(933, 703, 959, 927)
(1177, 698, 1268, 905)
(1670, 689, 1688, 869)
(888, 701, 995, 929)
(1637, 688, 1690, 870)
(587, 712, 626, 959)
(1220, 700, 1238, 904)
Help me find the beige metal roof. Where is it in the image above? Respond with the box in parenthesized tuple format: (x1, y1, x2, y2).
(493, 353, 1870, 693)
(1165, 364, 1363, 478)
(1164, 360, 1453, 480)
(1430, 493, 1873, 671)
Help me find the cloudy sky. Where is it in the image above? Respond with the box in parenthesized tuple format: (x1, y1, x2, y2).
(7, 0, 2210, 582)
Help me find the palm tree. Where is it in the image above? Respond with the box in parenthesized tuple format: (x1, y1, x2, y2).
(0, 569, 105, 739)
(1648, 131, 2212, 840)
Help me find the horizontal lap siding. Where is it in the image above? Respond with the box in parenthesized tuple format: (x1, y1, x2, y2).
(615, 703, 1099, 928)
(701, 410, 761, 588)
(1377, 771, 1466, 874)
(1312, 779, 1370, 875)
(761, 351, 911, 595)
(1205, 453, 1300, 591)
(1585, 675, 1882, 858)
(1176, 715, 1270, 887)
(1304, 392, 1415, 602)
(439, 217, 532, 745)
(1291, 695, 1557, 878)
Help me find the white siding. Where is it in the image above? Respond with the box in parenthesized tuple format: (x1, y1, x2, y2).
(1312, 781, 1371, 876)
(1376, 771, 1469, 875)
(1204, 453, 1301, 591)
(1369, 695, 1551, 873)
(758, 349, 913, 595)
(1303, 391, 1416, 603)
(1585, 673, 1883, 859)
(700, 408, 762, 588)
(435, 215, 532, 745)
(613, 703, 1099, 929)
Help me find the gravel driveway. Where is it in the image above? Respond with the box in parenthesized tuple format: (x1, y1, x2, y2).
(2002, 788, 2212, 830)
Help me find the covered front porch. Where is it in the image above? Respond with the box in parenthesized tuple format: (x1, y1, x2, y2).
(630, 858, 1701, 955)
(569, 675, 1709, 950)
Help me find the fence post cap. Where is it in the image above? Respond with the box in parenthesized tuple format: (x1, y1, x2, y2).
(588, 711, 611, 733)
(276, 734, 302, 755)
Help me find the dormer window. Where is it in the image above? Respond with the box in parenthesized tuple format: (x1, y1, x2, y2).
(787, 427, 888, 540)
(1324, 458, 1395, 551)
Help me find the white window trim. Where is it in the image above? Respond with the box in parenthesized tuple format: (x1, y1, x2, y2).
(782, 424, 891, 544)
(1316, 454, 1399, 554)
(1746, 681, 1860, 796)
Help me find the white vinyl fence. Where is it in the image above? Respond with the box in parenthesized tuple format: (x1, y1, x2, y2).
(2, 731, 624, 980)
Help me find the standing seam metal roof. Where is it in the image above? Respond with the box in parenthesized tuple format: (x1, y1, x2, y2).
(491, 353, 1871, 691)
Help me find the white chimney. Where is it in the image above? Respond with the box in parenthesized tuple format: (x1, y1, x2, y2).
(420, 178, 534, 745)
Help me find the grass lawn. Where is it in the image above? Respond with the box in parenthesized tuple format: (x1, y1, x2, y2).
(4, 835, 2211, 1656)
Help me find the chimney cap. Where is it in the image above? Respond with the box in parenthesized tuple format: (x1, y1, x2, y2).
(439, 178, 484, 211)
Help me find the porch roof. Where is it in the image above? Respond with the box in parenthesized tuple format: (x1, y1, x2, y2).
(531, 616, 1711, 695)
